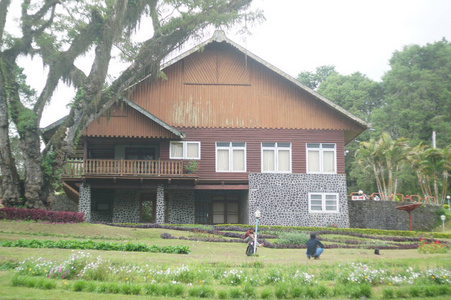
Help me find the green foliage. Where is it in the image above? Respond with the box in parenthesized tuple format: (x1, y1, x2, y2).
(297, 65, 337, 90)
(0, 261, 19, 270)
(184, 160, 200, 173)
(12, 275, 57, 290)
(188, 286, 215, 298)
(373, 39, 451, 148)
(417, 239, 448, 254)
(343, 282, 372, 298)
(275, 231, 309, 245)
(318, 72, 383, 122)
(355, 132, 410, 198)
(274, 281, 290, 298)
(260, 287, 273, 299)
(0, 238, 190, 254)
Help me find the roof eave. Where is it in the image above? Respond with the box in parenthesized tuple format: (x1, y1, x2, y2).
(123, 98, 185, 138)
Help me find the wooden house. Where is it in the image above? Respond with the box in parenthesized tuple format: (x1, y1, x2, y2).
(57, 30, 368, 226)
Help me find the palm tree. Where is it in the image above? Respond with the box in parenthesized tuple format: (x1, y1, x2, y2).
(356, 132, 409, 200)
(408, 144, 451, 204)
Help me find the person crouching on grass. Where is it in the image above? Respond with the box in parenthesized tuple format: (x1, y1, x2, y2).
(306, 233, 324, 259)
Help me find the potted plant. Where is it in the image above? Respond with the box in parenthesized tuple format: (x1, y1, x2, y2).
(184, 160, 200, 174)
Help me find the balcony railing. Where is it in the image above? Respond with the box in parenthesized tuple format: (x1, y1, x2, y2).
(62, 159, 185, 178)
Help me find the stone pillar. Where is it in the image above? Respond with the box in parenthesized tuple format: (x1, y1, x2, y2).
(156, 184, 165, 224)
(79, 183, 91, 222)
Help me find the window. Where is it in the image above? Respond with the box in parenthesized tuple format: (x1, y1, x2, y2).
(216, 142, 246, 172)
(170, 141, 200, 159)
(307, 143, 336, 173)
(309, 193, 339, 213)
(261, 142, 291, 173)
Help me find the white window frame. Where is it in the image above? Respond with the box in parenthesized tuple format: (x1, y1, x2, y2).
(306, 143, 337, 174)
(261, 142, 292, 173)
(308, 193, 339, 213)
(215, 142, 246, 172)
(169, 141, 201, 159)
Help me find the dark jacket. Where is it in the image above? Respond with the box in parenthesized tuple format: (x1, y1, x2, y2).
(306, 238, 324, 255)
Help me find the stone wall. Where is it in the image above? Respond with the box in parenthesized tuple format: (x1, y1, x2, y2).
(78, 183, 91, 222)
(112, 190, 140, 223)
(348, 200, 441, 231)
(167, 190, 195, 224)
(248, 173, 349, 227)
(51, 194, 78, 212)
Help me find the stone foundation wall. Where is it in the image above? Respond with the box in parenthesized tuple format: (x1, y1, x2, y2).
(348, 200, 441, 231)
(248, 173, 349, 227)
(78, 183, 91, 222)
(167, 190, 195, 224)
(112, 190, 140, 223)
(51, 194, 78, 212)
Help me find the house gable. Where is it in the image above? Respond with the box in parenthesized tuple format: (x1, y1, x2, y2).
(128, 34, 368, 144)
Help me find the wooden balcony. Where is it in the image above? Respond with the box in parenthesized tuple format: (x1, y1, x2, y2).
(62, 159, 185, 178)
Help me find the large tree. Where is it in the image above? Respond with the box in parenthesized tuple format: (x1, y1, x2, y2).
(372, 39, 451, 147)
(296, 65, 336, 90)
(317, 72, 383, 123)
(311, 71, 384, 193)
(0, 0, 262, 208)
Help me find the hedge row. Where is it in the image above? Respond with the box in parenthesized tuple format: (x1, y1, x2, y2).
(0, 207, 84, 223)
(0, 239, 190, 254)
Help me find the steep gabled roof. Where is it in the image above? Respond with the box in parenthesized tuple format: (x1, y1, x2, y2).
(158, 30, 368, 130)
(42, 30, 368, 143)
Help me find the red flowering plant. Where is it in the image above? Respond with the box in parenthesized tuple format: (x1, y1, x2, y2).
(417, 238, 449, 254)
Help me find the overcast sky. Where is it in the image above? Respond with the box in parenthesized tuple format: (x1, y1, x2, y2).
(31, 0, 451, 126)
(243, 0, 451, 80)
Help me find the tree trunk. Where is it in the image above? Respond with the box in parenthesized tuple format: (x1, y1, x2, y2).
(20, 127, 49, 209)
(0, 83, 22, 206)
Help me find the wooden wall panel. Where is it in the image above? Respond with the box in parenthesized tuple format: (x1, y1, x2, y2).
(129, 42, 364, 134)
(174, 128, 345, 182)
(83, 105, 177, 139)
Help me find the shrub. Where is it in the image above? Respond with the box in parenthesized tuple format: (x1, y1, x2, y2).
(274, 282, 290, 299)
(417, 239, 448, 254)
(188, 286, 215, 298)
(47, 265, 72, 279)
(72, 280, 87, 292)
(168, 284, 185, 297)
(144, 283, 161, 296)
(121, 283, 141, 295)
(0, 238, 190, 254)
(382, 287, 395, 299)
(217, 289, 228, 299)
(243, 283, 256, 298)
(260, 287, 273, 299)
(275, 231, 309, 245)
(0, 207, 84, 223)
(228, 287, 244, 299)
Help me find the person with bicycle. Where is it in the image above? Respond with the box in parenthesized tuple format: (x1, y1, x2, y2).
(243, 229, 263, 255)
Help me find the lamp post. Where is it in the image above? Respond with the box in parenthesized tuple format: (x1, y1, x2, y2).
(447, 195, 450, 212)
(441, 215, 446, 233)
(254, 210, 261, 254)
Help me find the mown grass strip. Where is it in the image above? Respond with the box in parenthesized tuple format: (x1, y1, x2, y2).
(0, 239, 190, 254)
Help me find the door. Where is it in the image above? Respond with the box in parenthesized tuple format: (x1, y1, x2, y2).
(140, 193, 156, 223)
(195, 199, 210, 224)
(212, 196, 239, 224)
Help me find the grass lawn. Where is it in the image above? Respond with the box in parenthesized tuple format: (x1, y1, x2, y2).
(1, 220, 451, 299)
